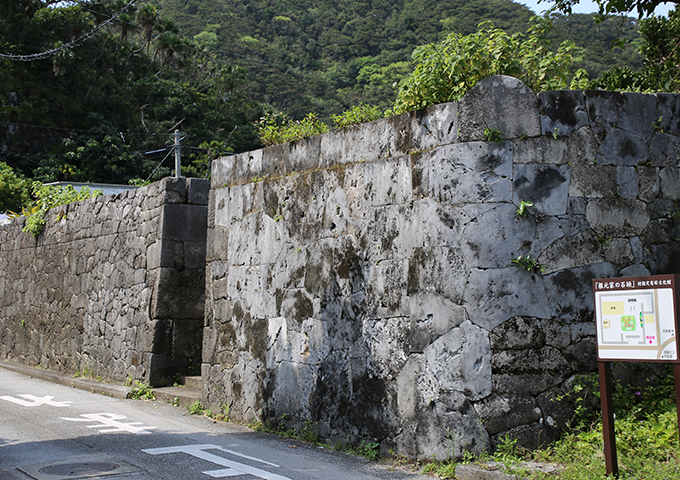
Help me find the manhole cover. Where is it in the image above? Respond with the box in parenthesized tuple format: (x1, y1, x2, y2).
(39, 462, 119, 476)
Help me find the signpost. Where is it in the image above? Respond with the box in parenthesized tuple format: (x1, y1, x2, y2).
(593, 274, 680, 476)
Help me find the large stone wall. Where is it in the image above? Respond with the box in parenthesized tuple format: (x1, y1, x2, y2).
(203, 76, 680, 459)
(0, 177, 209, 385)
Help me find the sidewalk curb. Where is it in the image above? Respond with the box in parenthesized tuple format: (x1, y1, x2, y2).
(0, 360, 129, 399)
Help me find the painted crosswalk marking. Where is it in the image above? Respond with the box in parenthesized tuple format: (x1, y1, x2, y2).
(0, 394, 73, 407)
(143, 444, 291, 479)
(61, 413, 156, 434)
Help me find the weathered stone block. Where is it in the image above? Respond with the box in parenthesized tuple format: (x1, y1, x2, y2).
(458, 76, 541, 141)
(660, 167, 680, 200)
(513, 164, 571, 215)
(539, 90, 588, 136)
(597, 129, 649, 166)
(569, 165, 617, 198)
(464, 268, 550, 331)
(413, 141, 512, 204)
(586, 198, 650, 237)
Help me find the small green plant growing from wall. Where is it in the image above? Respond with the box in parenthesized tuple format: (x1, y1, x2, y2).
(511, 255, 544, 273)
(516, 200, 533, 217)
(484, 127, 503, 143)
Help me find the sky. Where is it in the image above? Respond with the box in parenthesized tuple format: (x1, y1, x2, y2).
(516, 0, 675, 16)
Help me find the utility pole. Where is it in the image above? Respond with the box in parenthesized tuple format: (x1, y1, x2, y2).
(173, 130, 182, 178)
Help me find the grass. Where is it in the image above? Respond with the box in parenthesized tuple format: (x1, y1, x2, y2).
(423, 367, 680, 479)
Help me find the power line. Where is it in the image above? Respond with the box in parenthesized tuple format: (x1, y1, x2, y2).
(0, 0, 138, 61)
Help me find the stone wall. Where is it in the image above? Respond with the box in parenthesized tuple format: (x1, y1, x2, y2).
(203, 76, 680, 459)
(0, 177, 209, 386)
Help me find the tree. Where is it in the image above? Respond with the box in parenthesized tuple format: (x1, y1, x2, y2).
(542, 0, 679, 17)
(0, 162, 31, 214)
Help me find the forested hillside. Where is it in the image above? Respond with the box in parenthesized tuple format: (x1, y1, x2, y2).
(156, 0, 642, 118)
(0, 0, 645, 192)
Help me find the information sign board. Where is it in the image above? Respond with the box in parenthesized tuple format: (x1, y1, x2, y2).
(593, 275, 679, 362)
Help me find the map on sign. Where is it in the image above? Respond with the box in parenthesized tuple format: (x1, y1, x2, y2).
(594, 276, 678, 361)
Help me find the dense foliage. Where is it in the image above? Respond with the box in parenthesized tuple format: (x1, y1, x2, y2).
(394, 18, 580, 113)
(154, 0, 644, 120)
(591, 8, 680, 91)
(1, 0, 265, 185)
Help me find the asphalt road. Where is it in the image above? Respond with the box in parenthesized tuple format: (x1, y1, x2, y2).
(0, 366, 428, 480)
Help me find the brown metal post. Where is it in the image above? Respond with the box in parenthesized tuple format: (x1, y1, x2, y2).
(674, 364, 680, 442)
(598, 361, 618, 477)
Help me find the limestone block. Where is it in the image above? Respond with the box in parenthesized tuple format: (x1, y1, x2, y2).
(655, 93, 680, 135)
(660, 167, 680, 200)
(160, 204, 208, 242)
(538, 90, 588, 136)
(227, 212, 285, 266)
(396, 355, 421, 419)
(361, 204, 419, 262)
(586, 198, 650, 237)
(413, 141, 512, 204)
(513, 136, 569, 165)
(366, 258, 409, 318)
(424, 320, 492, 401)
(617, 166, 638, 199)
(415, 102, 458, 150)
(159, 176, 187, 203)
(637, 166, 660, 202)
(584, 90, 624, 130)
(408, 293, 467, 349)
(618, 92, 659, 138)
(319, 120, 388, 167)
(413, 390, 490, 460)
(597, 129, 649, 166)
(647, 242, 680, 274)
(225, 265, 277, 320)
(536, 215, 590, 252)
(513, 164, 571, 215)
(619, 264, 651, 277)
(490, 316, 545, 351)
(413, 199, 470, 249)
(362, 316, 409, 378)
(603, 237, 635, 269)
(542, 318, 571, 349)
(649, 132, 680, 167)
(150, 268, 205, 320)
(344, 156, 412, 207)
(187, 178, 210, 205)
(464, 267, 550, 330)
(407, 246, 468, 304)
(492, 346, 571, 394)
(563, 338, 597, 371)
(461, 203, 540, 269)
(473, 394, 541, 435)
(458, 76, 541, 142)
(544, 263, 617, 323)
(540, 230, 607, 274)
(568, 164, 617, 198)
(267, 316, 329, 367)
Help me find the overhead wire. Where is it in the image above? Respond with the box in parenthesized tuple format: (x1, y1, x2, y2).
(0, 0, 139, 61)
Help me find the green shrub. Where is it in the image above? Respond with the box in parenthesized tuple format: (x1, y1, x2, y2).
(256, 112, 329, 146)
(393, 17, 577, 114)
(20, 182, 102, 237)
(331, 103, 383, 128)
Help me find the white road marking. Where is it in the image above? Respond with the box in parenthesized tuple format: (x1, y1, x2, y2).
(143, 444, 291, 479)
(0, 394, 73, 407)
(61, 413, 157, 434)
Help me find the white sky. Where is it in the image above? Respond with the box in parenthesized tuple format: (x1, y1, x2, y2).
(516, 0, 675, 16)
